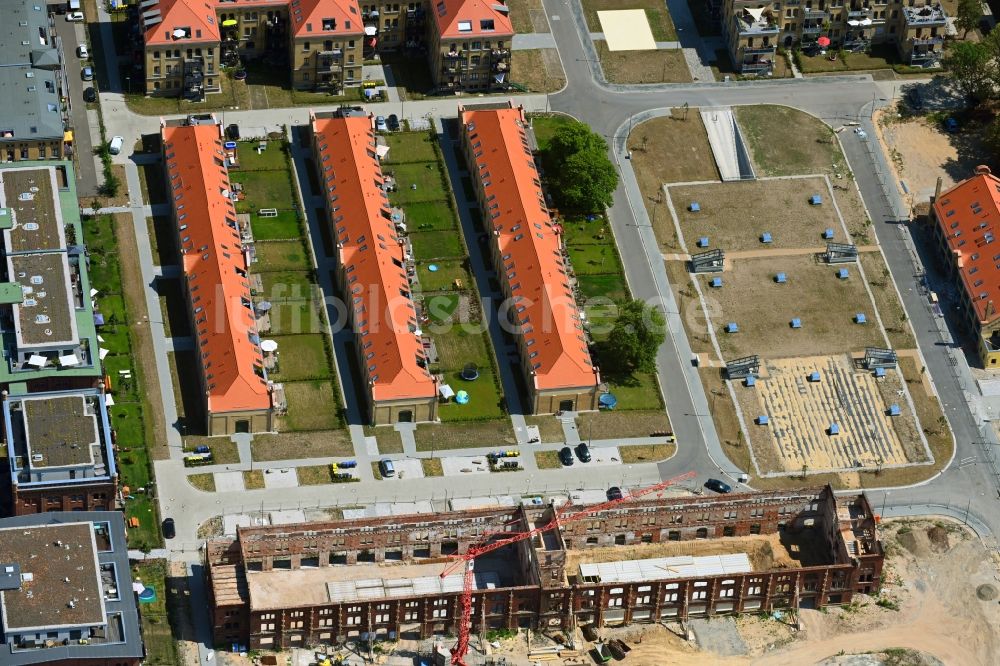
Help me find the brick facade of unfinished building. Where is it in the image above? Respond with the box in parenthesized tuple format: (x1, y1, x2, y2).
(206, 486, 884, 649)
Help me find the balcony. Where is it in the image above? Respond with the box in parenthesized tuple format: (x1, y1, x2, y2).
(847, 7, 872, 18)
(735, 10, 779, 35)
(911, 35, 944, 46)
(444, 50, 464, 60)
(801, 23, 823, 34)
(803, 8, 827, 18)
(741, 60, 774, 74)
(742, 45, 776, 55)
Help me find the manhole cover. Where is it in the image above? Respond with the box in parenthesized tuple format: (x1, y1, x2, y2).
(976, 584, 997, 601)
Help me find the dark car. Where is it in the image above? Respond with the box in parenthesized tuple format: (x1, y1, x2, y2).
(387, 114, 400, 131)
(226, 123, 240, 140)
(704, 478, 732, 494)
(575, 443, 592, 463)
(558, 446, 574, 466)
(81, 66, 94, 81)
(194, 445, 211, 454)
(83, 86, 97, 103)
(161, 518, 176, 539)
(606, 486, 623, 501)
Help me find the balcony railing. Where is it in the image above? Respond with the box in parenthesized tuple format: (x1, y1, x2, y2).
(803, 9, 827, 18)
(742, 45, 776, 55)
(741, 61, 773, 73)
(801, 24, 823, 33)
(847, 7, 871, 17)
(912, 35, 944, 45)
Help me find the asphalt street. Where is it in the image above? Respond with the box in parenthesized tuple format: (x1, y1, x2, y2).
(53, 13, 99, 196)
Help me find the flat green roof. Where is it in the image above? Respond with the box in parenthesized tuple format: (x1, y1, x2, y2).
(0, 282, 23, 305)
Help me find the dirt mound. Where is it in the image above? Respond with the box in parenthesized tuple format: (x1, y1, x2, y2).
(896, 529, 928, 558)
(976, 584, 997, 601)
(926, 526, 950, 553)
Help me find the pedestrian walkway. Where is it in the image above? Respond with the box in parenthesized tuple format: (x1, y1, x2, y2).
(588, 33, 682, 50)
(513, 33, 557, 50)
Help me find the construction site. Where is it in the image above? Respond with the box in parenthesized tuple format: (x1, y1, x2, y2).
(206, 486, 883, 662)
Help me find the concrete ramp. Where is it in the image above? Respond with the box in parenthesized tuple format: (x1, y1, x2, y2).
(701, 108, 756, 181)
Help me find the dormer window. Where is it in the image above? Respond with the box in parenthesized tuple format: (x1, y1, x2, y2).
(323, 17, 336, 30)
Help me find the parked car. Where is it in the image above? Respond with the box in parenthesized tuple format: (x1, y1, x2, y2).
(161, 518, 176, 539)
(77, 44, 89, 59)
(575, 442, 592, 463)
(81, 66, 94, 81)
(66, 10, 84, 21)
(194, 445, 211, 454)
(704, 478, 732, 494)
(379, 459, 395, 478)
(83, 86, 97, 103)
(387, 114, 400, 131)
(375, 115, 388, 132)
(558, 446, 574, 466)
(606, 486, 623, 501)
(108, 135, 124, 155)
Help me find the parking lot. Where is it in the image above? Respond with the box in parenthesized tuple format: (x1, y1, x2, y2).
(52, 9, 99, 195)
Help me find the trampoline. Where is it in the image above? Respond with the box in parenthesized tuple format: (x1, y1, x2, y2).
(138, 586, 157, 603)
(461, 363, 479, 381)
(599, 392, 617, 409)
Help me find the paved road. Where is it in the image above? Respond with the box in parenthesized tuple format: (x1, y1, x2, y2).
(53, 13, 100, 196)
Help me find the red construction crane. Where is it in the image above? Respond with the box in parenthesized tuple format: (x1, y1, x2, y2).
(439, 470, 697, 665)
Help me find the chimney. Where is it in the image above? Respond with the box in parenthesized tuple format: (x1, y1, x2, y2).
(975, 164, 992, 175)
(933, 176, 943, 202)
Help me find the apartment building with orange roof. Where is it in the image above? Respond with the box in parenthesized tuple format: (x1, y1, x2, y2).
(161, 116, 273, 436)
(311, 108, 438, 424)
(139, 0, 514, 98)
(459, 103, 600, 414)
(932, 165, 1000, 367)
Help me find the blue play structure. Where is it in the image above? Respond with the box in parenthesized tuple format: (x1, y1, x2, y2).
(874, 366, 886, 378)
(455, 390, 470, 405)
(823, 228, 834, 239)
(828, 423, 840, 435)
(888, 404, 901, 416)
(810, 194, 823, 205)
(808, 371, 821, 382)
(697, 236, 710, 248)
(775, 272, 787, 284)
(838, 268, 849, 279)
(760, 232, 773, 244)
(710, 277, 723, 288)
(757, 415, 770, 425)
(855, 313, 867, 324)
(599, 393, 618, 409)
(745, 375, 756, 387)
(790, 317, 802, 329)
(689, 202, 701, 212)
(726, 322, 739, 333)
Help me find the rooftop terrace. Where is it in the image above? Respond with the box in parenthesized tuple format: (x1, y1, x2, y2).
(903, 2, 946, 23)
(0, 522, 105, 632)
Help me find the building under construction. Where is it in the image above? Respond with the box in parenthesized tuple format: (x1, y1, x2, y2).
(206, 486, 883, 650)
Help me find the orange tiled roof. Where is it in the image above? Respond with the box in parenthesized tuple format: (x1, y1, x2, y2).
(433, 0, 514, 39)
(934, 167, 1000, 326)
(312, 113, 437, 402)
(144, 0, 361, 46)
(460, 104, 598, 392)
(162, 122, 271, 415)
(143, 0, 221, 47)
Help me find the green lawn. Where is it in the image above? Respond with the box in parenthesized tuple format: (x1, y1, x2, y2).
(267, 298, 326, 335)
(562, 213, 611, 245)
(132, 561, 178, 665)
(603, 372, 663, 410)
(257, 270, 316, 301)
(231, 169, 297, 212)
(384, 131, 439, 164)
(417, 259, 470, 292)
(531, 114, 576, 152)
(387, 162, 449, 204)
(432, 327, 490, 372)
(576, 274, 628, 302)
(414, 419, 517, 451)
(438, 368, 505, 421)
(566, 243, 622, 275)
(279, 381, 342, 431)
(254, 239, 313, 271)
(236, 142, 288, 171)
(410, 230, 465, 261)
(250, 210, 302, 240)
(425, 293, 460, 324)
(269, 335, 332, 381)
(403, 200, 457, 231)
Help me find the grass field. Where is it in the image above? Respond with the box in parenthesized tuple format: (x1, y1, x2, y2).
(860, 252, 917, 349)
(387, 162, 450, 204)
(582, 0, 677, 41)
(254, 239, 313, 272)
(414, 419, 516, 451)
(231, 169, 298, 212)
(535, 450, 564, 469)
(511, 49, 565, 93)
(251, 430, 354, 460)
(432, 327, 490, 372)
(243, 470, 266, 489)
(525, 415, 567, 443)
(410, 229, 466, 261)
(258, 270, 315, 301)
(701, 255, 885, 359)
(531, 114, 576, 152)
(364, 426, 404, 454)
(384, 131, 439, 164)
(669, 178, 841, 252)
(188, 473, 216, 492)
(267, 298, 326, 336)
(417, 259, 470, 292)
(269, 335, 332, 381)
(628, 110, 718, 251)
(438, 368, 505, 421)
(132, 561, 178, 665)
(297, 465, 333, 486)
(237, 141, 287, 171)
(576, 410, 671, 440)
(402, 200, 457, 231)
(508, 0, 549, 32)
(736, 105, 847, 177)
(595, 43, 691, 84)
(250, 210, 301, 240)
(421, 458, 444, 477)
(277, 380, 342, 431)
(619, 443, 677, 463)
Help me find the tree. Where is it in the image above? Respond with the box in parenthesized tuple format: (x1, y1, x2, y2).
(943, 41, 994, 103)
(543, 122, 619, 212)
(606, 299, 666, 374)
(956, 0, 983, 38)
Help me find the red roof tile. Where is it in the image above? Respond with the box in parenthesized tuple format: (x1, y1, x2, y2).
(460, 104, 598, 392)
(312, 113, 437, 402)
(143, 0, 220, 47)
(433, 0, 513, 39)
(290, 0, 362, 38)
(162, 122, 271, 415)
(933, 167, 1000, 326)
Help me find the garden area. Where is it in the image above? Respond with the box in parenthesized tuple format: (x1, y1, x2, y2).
(383, 130, 506, 422)
(84, 214, 162, 551)
(131, 560, 180, 665)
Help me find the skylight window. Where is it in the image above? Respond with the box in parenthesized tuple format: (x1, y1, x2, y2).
(457, 20, 473, 31)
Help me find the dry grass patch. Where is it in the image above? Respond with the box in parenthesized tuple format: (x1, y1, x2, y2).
(860, 252, 917, 349)
(251, 430, 354, 461)
(512, 50, 565, 93)
(414, 419, 516, 451)
(619, 443, 677, 464)
(668, 178, 840, 252)
(184, 439, 240, 465)
(421, 458, 444, 477)
(525, 415, 566, 443)
(243, 470, 265, 489)
(582, 0, 677, 40)
(576, 410, 670, 440)
(507, 0, 549, 32)
(297, 465, 333, 486)
(535, 450, 564, 469)
(188, 473, 216, 492)
(702, 255, 885, 359)
(735, 105, 847, 177)
(364, 427, 404, 454)
(595, 42, 691, 84)
(665, 260, 715, 355)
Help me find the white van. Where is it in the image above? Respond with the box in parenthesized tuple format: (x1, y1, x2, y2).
(108, 136, 124, 155)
